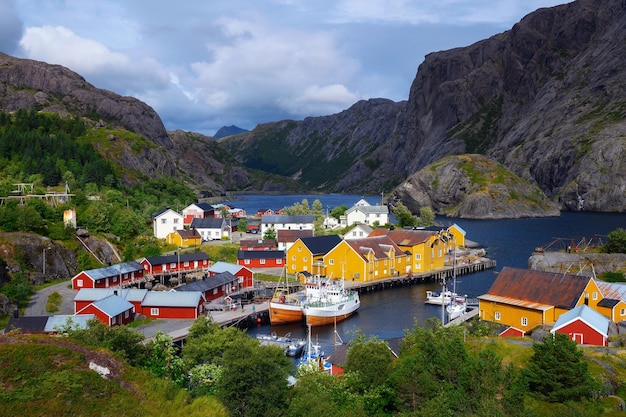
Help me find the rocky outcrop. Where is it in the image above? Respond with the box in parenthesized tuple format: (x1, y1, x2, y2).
(528, 251, 626, 277)
(388, 154, 560, 219)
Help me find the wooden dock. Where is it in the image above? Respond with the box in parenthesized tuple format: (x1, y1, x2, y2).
(344, 258, 496, 293)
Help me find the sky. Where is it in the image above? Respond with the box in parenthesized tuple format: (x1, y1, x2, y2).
(1, 0, 567, 136)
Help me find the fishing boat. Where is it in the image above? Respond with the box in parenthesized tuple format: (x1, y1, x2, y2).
(298, 325, 332, 374)
(256, 331, 307, 357)
(285, 338, 307, 357)
(269, 268, 306, 325)
(301, 273, 360, 327)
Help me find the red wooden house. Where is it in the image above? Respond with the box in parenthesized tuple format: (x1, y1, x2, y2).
(139, 253, 210, 276)
(237, 250, 285, 268)
(140, 291, 205, 319)
(75, 294, 134, 326)
(182, 202, 215, 226)
(257, 208, 275, 216)
(73, 288, 148, 314)
(551, 304, 612, 346)
(174, 272, 239, 301)
(71, 261, 145, 290)
(209, 261, 254, 289)
(498, 326, 526, 338)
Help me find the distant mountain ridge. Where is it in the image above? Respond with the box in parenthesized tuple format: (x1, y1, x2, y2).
(214, 125, 248, 139)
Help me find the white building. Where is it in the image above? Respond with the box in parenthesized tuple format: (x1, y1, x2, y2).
(153, 208, 183, 239)
(260, 214, 316, 236)
(343, 224, 373, 240)
(342, 199, 389, 227)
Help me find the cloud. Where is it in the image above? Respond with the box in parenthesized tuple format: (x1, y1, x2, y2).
(0, 0, 23, 53)
(19, 25, 169, 95)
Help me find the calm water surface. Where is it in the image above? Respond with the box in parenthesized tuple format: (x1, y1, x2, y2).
(230, 194, 626, 353)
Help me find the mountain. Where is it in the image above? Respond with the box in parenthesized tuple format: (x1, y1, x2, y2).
(214, 125, 248, 139)
(0, 52, 301, 197)
(222, 0, 626, 213)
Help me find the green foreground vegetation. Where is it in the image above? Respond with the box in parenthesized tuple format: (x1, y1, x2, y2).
(3, 317, 626, 417)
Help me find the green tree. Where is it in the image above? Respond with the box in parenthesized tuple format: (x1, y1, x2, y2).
(522, 333, 595, 402)
(142, 331, 186, 386)
(604, 227, 626, 254)
(263, 226, 277, 241)
(68, 319, 146, 365)
(344, 332, 395, 391)
(1, 271, 33, 308)
(391, 201, 418, 228)
(330, 205, 348, 220)
(418, 206, 435, 226)
(237, 218, 248, 234)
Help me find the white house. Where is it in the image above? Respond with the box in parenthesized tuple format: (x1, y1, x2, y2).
(153, 208, 183, 239)
(343, 224, 373, 240)
(190, 217, 229, 241)
(342, 199, 389, 227)
(260, 214, 316, 236)
(181, 202, 214, 226)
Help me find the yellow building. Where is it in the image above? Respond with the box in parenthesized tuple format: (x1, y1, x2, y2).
(447, 224, 466, 248)
(478, 267, 603, 334)
(286, 235, 342, 276)
(323, 236, 405, 282)
(595, 281, 626, 322)
(166, 229, 202, 248)
(368, 228, 446, 275)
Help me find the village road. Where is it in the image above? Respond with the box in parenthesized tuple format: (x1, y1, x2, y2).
(24, 280, 75, 317)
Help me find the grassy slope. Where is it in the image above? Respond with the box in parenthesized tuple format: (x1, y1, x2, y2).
(0, 334, 227, 417)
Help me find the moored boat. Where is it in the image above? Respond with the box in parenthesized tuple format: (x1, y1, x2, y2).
(425, 289, 464, 305)
(301, 274, 360, 327)
(269, 268, 306, 325)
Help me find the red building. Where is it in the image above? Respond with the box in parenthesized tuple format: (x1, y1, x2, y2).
(209, 261, 254, 289)
(71, 261, 145, 290)
(140, 291, 205, 319)
(240, 239, 277, 251)
(139, 253, 210, 276)
(75, 294, 134, 326)
(73, 288, 148, 314)
(182, 202, 215, 226)
(551, 304, 611, 346)
(237, 250, 285, 268)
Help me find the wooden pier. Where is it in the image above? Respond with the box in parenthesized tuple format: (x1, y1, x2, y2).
(344, 258, 497, 293)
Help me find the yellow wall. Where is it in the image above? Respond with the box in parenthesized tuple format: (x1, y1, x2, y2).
(322, 240, 406, 282)
(286, 239, 317, 275)
(166, 233, 201, 248)
(399, 234, 445, 274)
(448, 225, 465, 247)
(479, 301, 551, 333)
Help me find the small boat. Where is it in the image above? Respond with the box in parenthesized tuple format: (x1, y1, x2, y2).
(256, 331, 306, 357)
(445, 241, 467, 321)
(285, 339, 307, 357)
(301, 273, 360, 327)
(298, 325, 332, 374)
(425, 289, 464, 305)
(269, 267, 306, 325)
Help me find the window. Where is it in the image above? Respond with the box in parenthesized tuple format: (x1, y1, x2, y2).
(111, 316, 117, 325)
(260, 259, 266, 264)
(494, 311, 501, 320)
(621, 308, 626, 316)
(151, 308, 159, 316)
(406, 255, 410, 262)
(521, 317, 528, 326)
(184, 261, 189, 267)
(292, 255, 296, 260)
(161, 218, 166, 224)
(303, 257, 308, 262)
(592, 291, 598, 300)
(76, 279, 83, 287)
(124, 310, 129, 318)
(329, 259, 334, 265)
(244, 259, 250, 265)
(173, 218, 179, 224)
(298, 246, 302, 252)
(415, 254, 421, 260)
(277, 259, 282, 264)
(292, 264, 296, 270)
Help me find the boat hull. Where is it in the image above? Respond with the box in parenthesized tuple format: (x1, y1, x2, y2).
(303, 298, 360, 327)
(269, 301, 304, 325)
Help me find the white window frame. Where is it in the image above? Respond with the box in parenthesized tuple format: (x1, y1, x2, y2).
(151, 308, 159, 316)
(521, 317, 528, 326)
(494, 311, 501, 321)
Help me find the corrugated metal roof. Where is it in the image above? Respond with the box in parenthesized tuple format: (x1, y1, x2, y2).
(237, 250, 285, 260)
(597, 281, 626, 301)
(485, 267, 590, 309)
(142, 290, 203, 307)
(143, 252, 210, 265)
(45, 315, 95, 332)
(300, 235, 342, 255)
(277, 229, 314, 242)
(210, 261, 249, 274)
(261, 214, 316, 224)
(190, 217, 225, 228)
(73, 288, 148, 302)
(552, 304, 610, 336)
(91, 295, 134, 317)
(478, 294, 554, 311)
(83, 261, 144, 281)
(369, 228, 437, 246)
(176, 272, 238, 292)
(346, 236, 403, 260)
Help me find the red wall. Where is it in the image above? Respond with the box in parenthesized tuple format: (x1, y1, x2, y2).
(555, 320, 607, 346)
(141, 304, 203, 319)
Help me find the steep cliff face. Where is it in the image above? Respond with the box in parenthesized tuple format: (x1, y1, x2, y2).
(383, 0, 626, 212)
(389, 154, 560, 219)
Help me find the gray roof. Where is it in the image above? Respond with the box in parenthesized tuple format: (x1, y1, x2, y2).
(89, 295, 134, 317)
(209, 261, 250, 275)
(142, 252, 210, 265)
(261, 214, 316, 224)
(346, 205, 388, 215)
(175, 272, 238, 292)
(82, 261, 143, 281)
(190, 217, 226, 229)
(141, 291, 204, 307)
(74, 288, 148, 303)
(300, 235, 342, 255)
(45, 315, 95, 332)
(238, 250, 285, 260)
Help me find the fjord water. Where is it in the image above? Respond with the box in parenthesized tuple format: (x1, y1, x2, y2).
(227, 194, 626, 353)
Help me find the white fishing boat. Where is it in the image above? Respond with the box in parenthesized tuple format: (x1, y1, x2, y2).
(425, 289, 465, 305)
(301, 272, 360, 327)
(445, 239, 467, 321)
